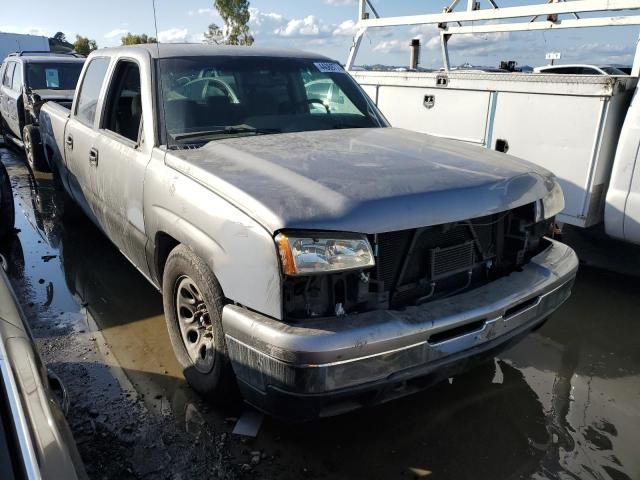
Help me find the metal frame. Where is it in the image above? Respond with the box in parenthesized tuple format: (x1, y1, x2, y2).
(346, 0, 640, 73)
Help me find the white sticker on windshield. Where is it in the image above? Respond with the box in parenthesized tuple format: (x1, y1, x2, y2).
(314, 62, 345, 74)
(45, 69, 60, 88)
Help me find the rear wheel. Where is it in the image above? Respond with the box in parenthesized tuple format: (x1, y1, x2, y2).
(162, 245, 237, 402)
(51, 163, 81, 221)
(0, 119, 10, 147)
(0, 161, 14, 240)
(22, 125, 48, 172)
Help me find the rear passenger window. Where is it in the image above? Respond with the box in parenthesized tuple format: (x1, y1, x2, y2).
(75, 57, 110, 127)
(2, 63, 15, 87)
(11, 63, 22, 91)
(102, 61, 142, 143)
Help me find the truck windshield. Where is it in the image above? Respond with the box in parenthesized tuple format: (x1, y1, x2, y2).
(25, 62, 83, 90)
(158, 56, 385, 147)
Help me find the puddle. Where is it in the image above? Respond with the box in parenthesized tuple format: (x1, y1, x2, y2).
(1, 147, 639, 480)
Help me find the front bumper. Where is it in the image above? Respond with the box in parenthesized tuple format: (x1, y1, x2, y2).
(223, 238, 578, 420)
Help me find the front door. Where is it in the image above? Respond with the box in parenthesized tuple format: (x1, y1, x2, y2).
(91, 59, 151, 276)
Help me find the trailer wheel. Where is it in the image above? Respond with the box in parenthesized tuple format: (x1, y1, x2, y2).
(23, 125, 48, 172)
(162, 245, 237, 403)
(0, 161, 15, 241)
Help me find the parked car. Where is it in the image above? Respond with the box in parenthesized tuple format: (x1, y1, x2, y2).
(533, 64, 627, 75)
(39, 44, 578, 421)
(0, 52, 85, 171)
(0, 161, 86, 479)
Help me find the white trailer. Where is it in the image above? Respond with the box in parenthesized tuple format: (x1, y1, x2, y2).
(346, 0, 640, 244)
(0, 32, 49, 60)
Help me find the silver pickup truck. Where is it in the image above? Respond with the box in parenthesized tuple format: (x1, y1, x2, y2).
(39, 44, 578, 421)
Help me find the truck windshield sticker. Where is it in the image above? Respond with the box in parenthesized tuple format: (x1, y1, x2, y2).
(314, 62, 345, 74)
(45, 69, 60, 88)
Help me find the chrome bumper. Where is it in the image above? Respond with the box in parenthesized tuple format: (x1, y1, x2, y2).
(223, 238, 578, 399)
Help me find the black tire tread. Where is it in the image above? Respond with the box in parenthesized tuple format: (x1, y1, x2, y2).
(23, 125, 48, 172)
(162, 244, 237, 403)
(0, 161, 14, 241)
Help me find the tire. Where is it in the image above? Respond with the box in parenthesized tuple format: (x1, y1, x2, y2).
(0, 161, 14, 241)
(51, 163, 81, 221)
(0, 119, 10, 147)
(162, 244, 237, 402)
(22, 125, 48, 172)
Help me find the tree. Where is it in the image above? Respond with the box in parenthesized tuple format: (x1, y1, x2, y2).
(121, 32, 157, 45)
(212, 0, 254, 46)
(73, 35, 98, 56)
(53, 32, 67, 43)
(203, 23, 225, 45)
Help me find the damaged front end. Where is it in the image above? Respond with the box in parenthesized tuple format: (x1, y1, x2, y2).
(221, 186, 576, 421)
(280, 201, 554, 321)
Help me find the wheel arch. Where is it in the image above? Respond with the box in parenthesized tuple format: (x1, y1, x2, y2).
(146, 203, 282, 320)
(154, 231, 180, 288)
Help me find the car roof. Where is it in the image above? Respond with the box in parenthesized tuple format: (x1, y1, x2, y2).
(92, 43, 334, 61)
(3, 56, 85, 64)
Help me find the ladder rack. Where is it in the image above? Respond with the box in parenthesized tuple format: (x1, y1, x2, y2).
(346, 0, 640, 74)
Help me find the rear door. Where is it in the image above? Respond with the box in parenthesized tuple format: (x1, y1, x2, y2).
(5, 61, 23, 138)
(0, 62, 15, 132)
(64, 56, 111, 219)
(92, 58, 151, 274)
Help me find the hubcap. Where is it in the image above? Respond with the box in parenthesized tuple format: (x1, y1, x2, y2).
(175, 276, 215, 373)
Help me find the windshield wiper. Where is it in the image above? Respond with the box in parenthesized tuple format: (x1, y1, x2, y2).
(332, 123, 366, 130)
(173, 125, 282, 142)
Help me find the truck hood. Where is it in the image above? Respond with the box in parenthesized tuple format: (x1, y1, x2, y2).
(166, 128, 555, 234)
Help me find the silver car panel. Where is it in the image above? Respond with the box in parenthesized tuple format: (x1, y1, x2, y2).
(0, 268, 85, 480)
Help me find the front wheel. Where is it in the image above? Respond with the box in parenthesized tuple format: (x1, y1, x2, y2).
(23, 125, 48, 172)
(162, 245, 237, 402)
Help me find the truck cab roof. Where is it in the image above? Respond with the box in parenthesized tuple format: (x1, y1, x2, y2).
(91, 43, 334, 61)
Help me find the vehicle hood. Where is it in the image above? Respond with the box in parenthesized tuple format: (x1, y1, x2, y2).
(32, 89, 75, 101)
(166, 128, 556, 234)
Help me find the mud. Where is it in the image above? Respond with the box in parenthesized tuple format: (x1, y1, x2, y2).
(1, 146, 639, 480)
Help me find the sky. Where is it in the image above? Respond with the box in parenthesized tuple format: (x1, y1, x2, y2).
(0, 0, 638, 68)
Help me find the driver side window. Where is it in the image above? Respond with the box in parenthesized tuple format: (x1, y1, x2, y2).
(102, 60, 142, 143)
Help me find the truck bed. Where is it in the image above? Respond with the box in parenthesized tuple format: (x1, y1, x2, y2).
(351, 70, 638, 228)
(38, 101, 71, 170)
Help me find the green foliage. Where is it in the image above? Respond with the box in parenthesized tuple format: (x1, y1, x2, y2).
(203, 23, 225, 45)
(49, 33, 74, 53)
(73, 35, 98, 56)
(121, 32, 157, 46)
(212, 0, 254, 46)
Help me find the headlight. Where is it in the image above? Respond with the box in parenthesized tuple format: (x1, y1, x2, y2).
(542, 181, 565, 219)
(275, 232, 375, 276)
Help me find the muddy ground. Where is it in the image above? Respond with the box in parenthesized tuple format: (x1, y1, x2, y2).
(1, 146, 639, 480)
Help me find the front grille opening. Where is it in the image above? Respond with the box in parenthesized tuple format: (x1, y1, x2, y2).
(370, 203, 551, 310)
(282, 203, 552, 321)
(504, 296, 539, 319)
(428, 319, 486, 344)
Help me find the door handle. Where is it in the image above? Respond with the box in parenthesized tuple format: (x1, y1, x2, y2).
(89, 147, 99, 166)
(65, 135, 73, 149)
